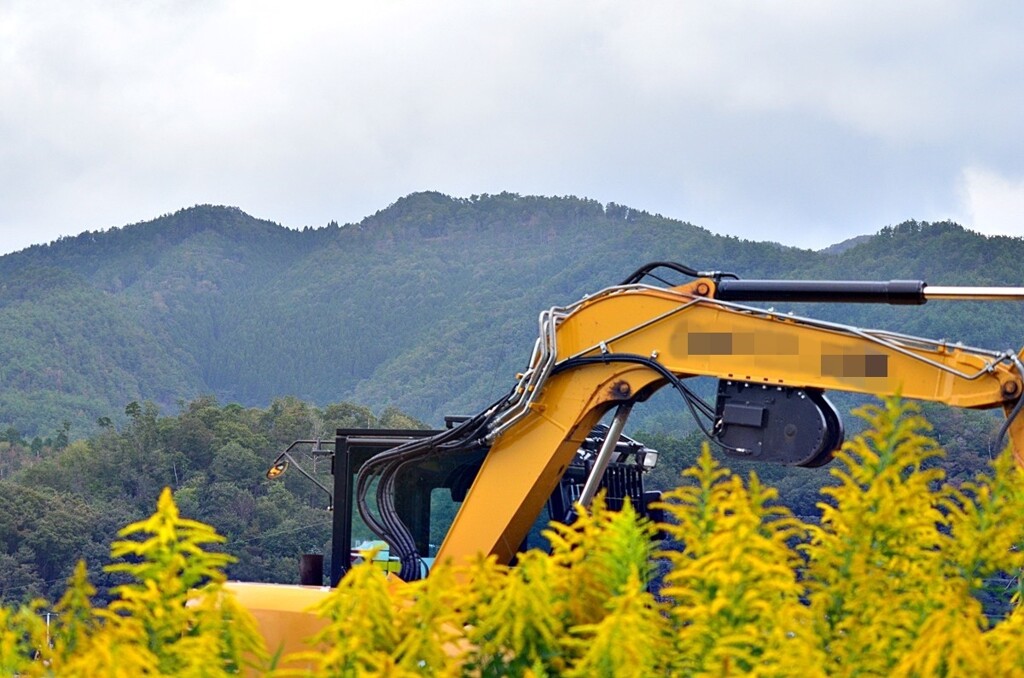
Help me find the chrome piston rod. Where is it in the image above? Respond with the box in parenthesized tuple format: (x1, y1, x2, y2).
(578, 403, 633, 509)
(924, 286, 1024, 301)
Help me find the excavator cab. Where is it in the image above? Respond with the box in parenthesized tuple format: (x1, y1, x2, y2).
(330, 421, 482, 583)
(272, 418, 663, 586)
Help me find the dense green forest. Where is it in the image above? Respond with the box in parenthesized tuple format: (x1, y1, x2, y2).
(0, 394, 1005, 605)
(1, 194, 1022, 441)
(0, 396, 426, 604)
(3, 403, 1021, 676)
(1, 194, 1022, 604)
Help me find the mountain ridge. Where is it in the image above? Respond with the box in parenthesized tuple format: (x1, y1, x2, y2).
(1, 193, 1021, 438)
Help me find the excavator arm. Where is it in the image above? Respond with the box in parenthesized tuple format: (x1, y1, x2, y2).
(425, 266, 1024, 569)
(232, 262, 1024, 656)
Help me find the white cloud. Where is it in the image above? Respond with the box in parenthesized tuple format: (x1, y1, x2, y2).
(958, 167, 1024, 237)
(0, 1, 1022, 254)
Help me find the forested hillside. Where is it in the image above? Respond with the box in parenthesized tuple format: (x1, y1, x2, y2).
(0, 392, 1006, 605)
(0, 396, 422, 603)
(2, 192, 1022, 443)
(2, 194, 1023, 604)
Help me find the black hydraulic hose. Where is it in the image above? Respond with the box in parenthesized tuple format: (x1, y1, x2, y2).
(380, 461, 422, 580)
(620, 261, 701, 285)
(620, 262, 739, 286)
(355, 408, 496, 581)
(551, 353, 744, 454)
(992, 354, 1024, 457)
(357, 433, 445, 565)
(993, 395, 1024, 458)
(361, 442, 436, 580)
(361, 352, 742, 579)
(551, 353, 714, 420)
(387, 413, 494, 580)
(359, 412, 483, 529)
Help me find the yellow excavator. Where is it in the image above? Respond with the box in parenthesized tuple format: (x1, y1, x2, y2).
(228, 261, 1024, 653)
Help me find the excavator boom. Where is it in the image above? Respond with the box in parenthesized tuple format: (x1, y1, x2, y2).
(425, 269, 1024, 569)
(235, 262, 1024, 656)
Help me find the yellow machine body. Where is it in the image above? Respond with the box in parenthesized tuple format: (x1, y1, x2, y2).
(229, 266, 1024, 655)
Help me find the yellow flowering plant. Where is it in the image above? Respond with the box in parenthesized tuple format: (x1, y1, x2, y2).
(2, 399, 1021, 676)
(0, 488, 268, 677)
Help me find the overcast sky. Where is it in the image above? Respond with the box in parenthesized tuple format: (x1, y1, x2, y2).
(1, 1, 1022, 255)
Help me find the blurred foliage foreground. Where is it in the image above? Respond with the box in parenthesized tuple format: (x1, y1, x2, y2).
(2, 400, 1023, 677)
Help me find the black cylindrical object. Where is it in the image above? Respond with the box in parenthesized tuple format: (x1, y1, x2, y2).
(299, 554, 324, 586)
(715, 279, 927, 305)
